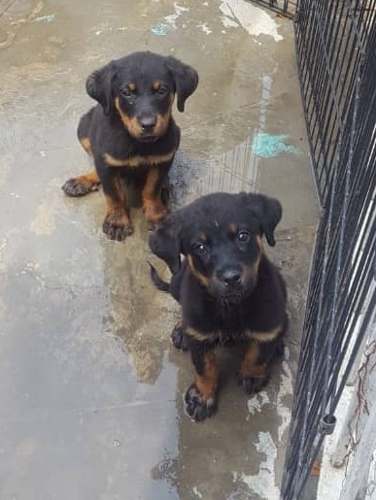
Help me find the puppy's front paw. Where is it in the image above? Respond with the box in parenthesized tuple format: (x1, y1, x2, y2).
(184, 384, 216, 422)
(238, 374, 270, 395)
(62, 177, 100, 197)
(171, 324, 189, 351)
(103, 214, 133, 241)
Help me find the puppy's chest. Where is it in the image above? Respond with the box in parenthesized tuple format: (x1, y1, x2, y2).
(191, 328, 254, 346)
(103, 145, 176, 169)
(193, 325, 279, 345)
(189, 304, 279, 344)
(102, 127, 179, 170)
(193, 309, 252, 342)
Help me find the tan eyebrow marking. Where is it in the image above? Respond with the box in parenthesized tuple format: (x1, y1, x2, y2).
(152, 80, 161, 91)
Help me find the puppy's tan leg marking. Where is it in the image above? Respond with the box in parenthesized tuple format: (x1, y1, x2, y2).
(195, 351, 219, 401)
(142, 168, 168, 224)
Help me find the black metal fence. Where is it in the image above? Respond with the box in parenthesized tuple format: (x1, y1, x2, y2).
(250, 0, 297, 17)
(253, 0, 376, 497)
(280, 0, 376, 498)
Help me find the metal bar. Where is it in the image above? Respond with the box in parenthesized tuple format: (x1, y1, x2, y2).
(249, 0, 297, 18)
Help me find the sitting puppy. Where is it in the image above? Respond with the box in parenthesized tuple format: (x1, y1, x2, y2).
(62, 51, 198, 241)
(149, 192, 287, 422)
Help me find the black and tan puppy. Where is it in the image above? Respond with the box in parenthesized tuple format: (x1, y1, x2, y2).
(149, 192, 287, 422)
(62, 51, 198, 240)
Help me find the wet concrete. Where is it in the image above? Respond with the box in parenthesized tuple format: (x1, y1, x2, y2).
(0, 1, 319, 499)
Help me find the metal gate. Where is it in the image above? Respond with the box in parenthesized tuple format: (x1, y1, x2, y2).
(250, 0, 297, 17)
(253, 0, 376, 498)
(282, 0, 376, 498)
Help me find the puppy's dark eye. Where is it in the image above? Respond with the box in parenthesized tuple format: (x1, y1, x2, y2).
(193, 243, 209, 256)
(156, 85, 168, 96)
(122, 88, 136, 99)
(238, 231, 250, 243)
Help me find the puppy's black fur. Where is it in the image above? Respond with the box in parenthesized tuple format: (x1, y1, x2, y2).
(149, 192, 287, 421)
(62, 51, 198, 241)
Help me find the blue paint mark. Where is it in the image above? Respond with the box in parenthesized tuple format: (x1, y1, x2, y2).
(34, 14, 56, 23)
(151, 23, 171, 36)
(252, 133, 299, 158)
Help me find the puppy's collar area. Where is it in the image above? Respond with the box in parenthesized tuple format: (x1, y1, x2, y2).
(246, 325, 282, 342)
(185, 327, 281, 346)
(103, 151, 175, 168)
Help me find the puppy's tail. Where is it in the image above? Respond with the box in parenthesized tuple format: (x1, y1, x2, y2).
(148, 262, 170, 292)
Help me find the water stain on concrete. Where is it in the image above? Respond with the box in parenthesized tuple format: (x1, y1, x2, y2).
(220, 0, 283, 41)
(234, 431, 280, 499)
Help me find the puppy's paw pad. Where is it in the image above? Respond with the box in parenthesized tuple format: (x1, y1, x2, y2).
(62, 178, 99, 197)
(103, 218, 133, 241)
(171, 325, 189, 351)
(239, 375, 269, 395)
(184, 384, 216, 422)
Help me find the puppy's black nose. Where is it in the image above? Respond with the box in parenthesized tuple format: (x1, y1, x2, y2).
(139, 115, 157, 131)
(219, 268, 242, 286)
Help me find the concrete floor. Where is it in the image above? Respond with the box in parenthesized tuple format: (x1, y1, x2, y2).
(0, 1, 319, 499)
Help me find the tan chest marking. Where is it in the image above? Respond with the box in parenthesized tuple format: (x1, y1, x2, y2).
(247, 325, 282, 343)
(103, 151, 175, 168)
(185, 327, 216, 342)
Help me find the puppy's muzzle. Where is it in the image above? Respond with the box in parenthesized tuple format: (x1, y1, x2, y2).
(211, 264, 257, 303)
(219, 267, 242, 287)
(138, 113, 158, 142)
(211, 266, 243, 301)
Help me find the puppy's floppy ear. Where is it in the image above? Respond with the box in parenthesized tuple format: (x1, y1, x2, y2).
(86, 61, 116, 115)
(247, 193, 282, 246)
(165, 56, 199, 112)
(149, 214, 182, 274)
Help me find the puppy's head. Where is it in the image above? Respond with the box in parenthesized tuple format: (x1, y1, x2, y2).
(149, 192, 282, 304)
(86, 51, 198, 143)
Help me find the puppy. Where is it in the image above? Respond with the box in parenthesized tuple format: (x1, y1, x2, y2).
(149, 192, 287, 422)
(62, 51, 198, 241)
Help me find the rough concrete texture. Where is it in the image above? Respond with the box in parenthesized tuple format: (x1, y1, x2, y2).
(0, 1, 319, 499)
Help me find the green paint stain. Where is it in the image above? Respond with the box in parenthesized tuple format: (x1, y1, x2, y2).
(151, 23, 171, 36)
(252, 133, 299, 158)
